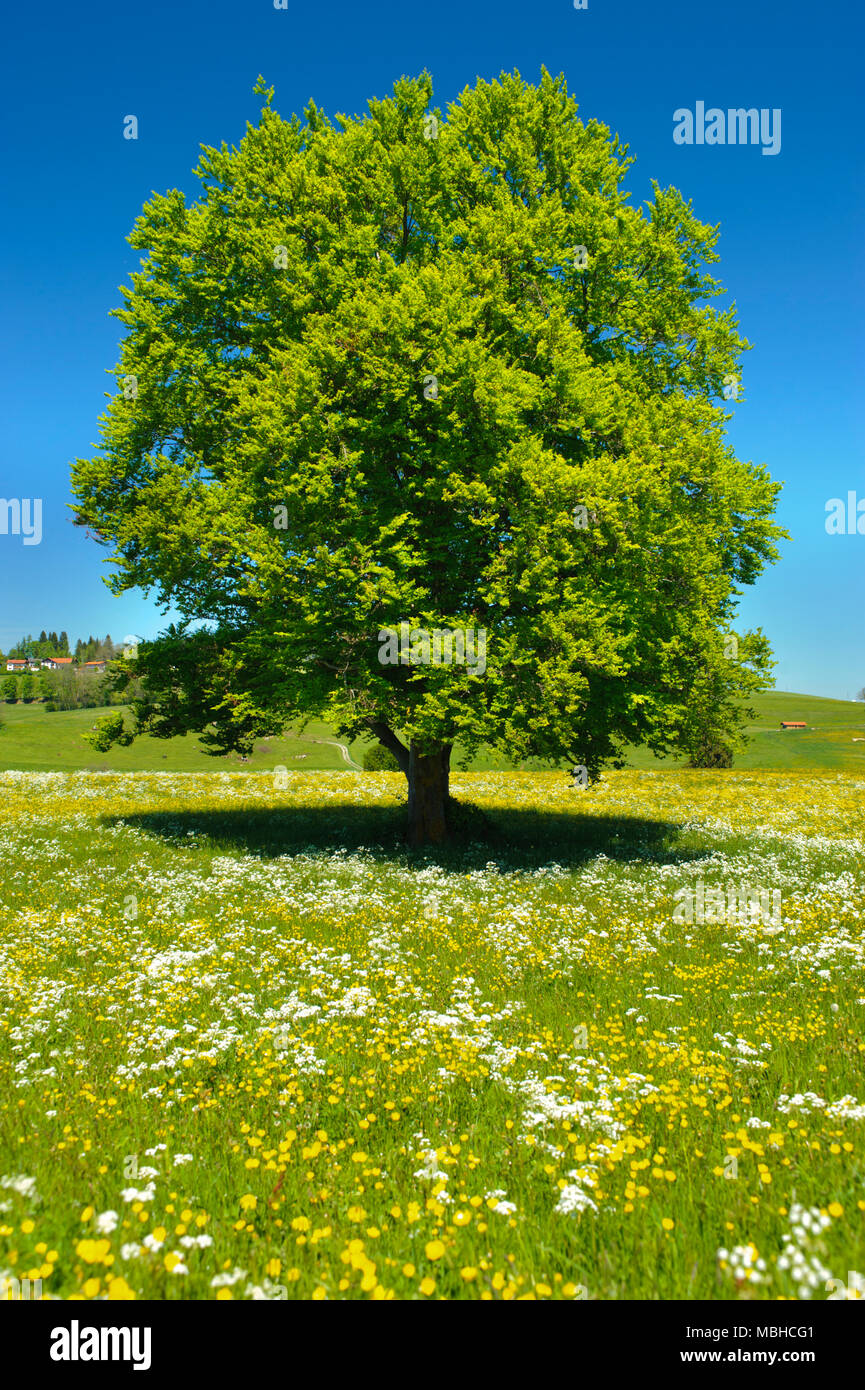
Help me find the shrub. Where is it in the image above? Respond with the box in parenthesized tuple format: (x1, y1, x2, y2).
(83, 711, 133, 752)
(363, 743, 400, 771)
(686, 739, 733, 769)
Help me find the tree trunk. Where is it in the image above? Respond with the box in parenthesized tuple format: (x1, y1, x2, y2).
(406, 742, 451, 846)
(367, 722, 452, 846)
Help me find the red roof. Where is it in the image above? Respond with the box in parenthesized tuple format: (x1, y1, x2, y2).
(49, 657, 73, 665)
(780, 721, 807, 728)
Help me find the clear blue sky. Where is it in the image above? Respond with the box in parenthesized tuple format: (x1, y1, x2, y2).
(1, 0, 862, 696)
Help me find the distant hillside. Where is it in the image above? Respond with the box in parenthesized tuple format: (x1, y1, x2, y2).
(1, 691, 863, 774)
(620, 691, 865, 772)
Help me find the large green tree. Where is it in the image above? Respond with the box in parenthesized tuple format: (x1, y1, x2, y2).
(71, 70, 783, 844)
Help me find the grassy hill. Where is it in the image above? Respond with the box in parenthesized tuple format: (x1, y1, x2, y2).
(1, 691, 863, 774)
(623, 691, 865, 773)
(0, 702, 365, 773)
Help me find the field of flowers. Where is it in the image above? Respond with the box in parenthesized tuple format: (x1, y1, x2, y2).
(1, 767, 863, 1301)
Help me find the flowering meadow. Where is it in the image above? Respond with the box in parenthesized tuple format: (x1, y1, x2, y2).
(1, 768, 863, 1301)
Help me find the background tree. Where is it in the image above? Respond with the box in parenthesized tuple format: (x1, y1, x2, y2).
(71, 70, 783, 844)
(50, 670, 80, 711)
(682, 630, 773, 768)
(2, 675, 18, 703)
(19, 672, 34, 703)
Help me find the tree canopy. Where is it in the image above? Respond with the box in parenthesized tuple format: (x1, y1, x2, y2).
(71, 69, 783, 842)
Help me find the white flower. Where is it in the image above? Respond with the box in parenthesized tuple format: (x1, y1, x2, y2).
(120, 1243, 142, 1260)
(120, 1184, 156, 1203)
(555, 1184, 599, 1216)
(211, 1267, 247, 1288)
(95, 1210, 119, 1234)
(0, 1174, 38, 1199)
(172, 1154, 193, 1166)
(142, 1233, 164, 1252)
(245, 1279, 286, 1300)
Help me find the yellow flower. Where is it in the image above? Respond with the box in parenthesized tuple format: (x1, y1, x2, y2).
(239, 1194, 257, 1212)
(425, 1240, 445, 1261)
(419, 1277, 436, 1296)
(266, 1258, 281, 1278)
(107, 1277, 136, 1301)
(661, 1218, 675, 1231)
(20, 1219, 35, 1235)
(347, 1206, 366, 1223)
(828, 1202, 844, 1218)
(312, 1286, 327, 1300)
(402, 1263, 416, 1278)
(460, 1267, 478, 1282)
(216, 1288, 233, 1300)
(75, 1239, 111, 1264)
(290, 1216, 311, 1232)
(83, 1277, 101, 1297)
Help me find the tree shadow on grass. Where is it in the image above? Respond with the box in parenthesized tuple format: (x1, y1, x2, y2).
(105, 796, 711, 874)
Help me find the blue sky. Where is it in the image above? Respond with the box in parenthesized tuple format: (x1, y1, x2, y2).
(0, 0, 862, 696)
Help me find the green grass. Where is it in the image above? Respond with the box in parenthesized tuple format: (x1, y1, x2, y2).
(1, 691, 862, 773)
(0, 702, 366, 772)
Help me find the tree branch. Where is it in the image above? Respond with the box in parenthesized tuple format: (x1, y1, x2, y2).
(367, 720, 410, 775)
